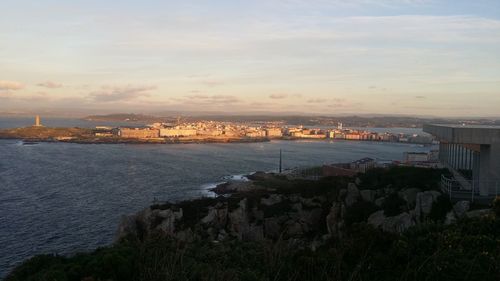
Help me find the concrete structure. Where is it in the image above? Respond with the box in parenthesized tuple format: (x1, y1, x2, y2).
(404, 152, 429, 163)
(265, 128, 282, 138)
(423, 124, 500, 199)
(119, 128, 160, 138)
(160, 128, 197, 137)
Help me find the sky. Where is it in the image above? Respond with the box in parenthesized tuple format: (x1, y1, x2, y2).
(1, 0, 500, 117)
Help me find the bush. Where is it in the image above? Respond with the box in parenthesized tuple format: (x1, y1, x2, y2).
(344, 201, 380, 226)
(382, 193, 407, 216)
(429, 195, 453, 222)
(493, 196, 500, 217)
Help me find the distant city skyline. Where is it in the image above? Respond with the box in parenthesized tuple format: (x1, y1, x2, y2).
(1, 0, 500, 117)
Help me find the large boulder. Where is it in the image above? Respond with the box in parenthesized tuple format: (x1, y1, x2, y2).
(344, 183, 360, 207)
(326, 202, 346, 235)
(382, 212, 415, 233)
(453, 201, 470, 218)
(466, 209, 491, 218)
(261, 194, 284, 206)
(398, 188, 421, 207)
(201, 202, 228, 228)
(360, 189, 376, 202)
(367, 210, 386, 228)
(368, 211, 415, 233)
(374, 197, 385, 207)
(414, 191, 441, 222)
(228, 198, 250, 240)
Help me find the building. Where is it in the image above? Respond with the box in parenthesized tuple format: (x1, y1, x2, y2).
(404, 152, 429, 163)
(119, 128, 160, 138)
(265, 128, 282, 138)
(423, 124, 500, 202)
(345, 133, 361, 140)
(350, 157, 376, 173)
(160, 128, 197, 137)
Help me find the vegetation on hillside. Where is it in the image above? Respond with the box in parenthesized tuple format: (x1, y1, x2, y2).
(6, 215, 500, 281)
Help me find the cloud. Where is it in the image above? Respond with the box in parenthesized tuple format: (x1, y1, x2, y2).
(415, 95, 426, 99)
(269, 93, 288, 99)
(0, 80, 24, 91)
(307, 98, 329, 103)
(37, 81, 63, 88)
(185, 94, 241, 104)
(201, 80, 224, 87)
(89, 85, 156, 102)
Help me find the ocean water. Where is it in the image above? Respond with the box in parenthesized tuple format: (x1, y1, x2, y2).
(0, 122, 435, 278)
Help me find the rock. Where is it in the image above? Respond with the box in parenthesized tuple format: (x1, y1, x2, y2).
(156, 210, 177, 235)
(453, 201, 470, 219)
(414, 191, 441, 222)
(228, 199, 249, 240)
(360, 190, 376, 202)
(264, 217, 282, 239)
(374, 197, 385, 207)
(201, 204, 228, 228)
(367, 210, 386, 228)
(344, 183, 360, 207)
(398, 188, 421, 207)
(339, 189, 348, 199)
(368, 211, 415, 233)
(261, 194, 284, 206)
(444, 211, 456, 225)
(382, 212, 415, 233)
(115, 214, 139, 241)
(285, 221, 304, 237)
(326, 202, 345, 235)
(244, 224, 264, 241)
(299, 208, 323, 228)
(355, 177, 362, 186)
(300, 196, 326, 208)
(217, 229, 228, 241)
(466, 209, 491, 218)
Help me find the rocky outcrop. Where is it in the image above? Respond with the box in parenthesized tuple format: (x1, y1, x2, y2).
(368, 210, 415, 233)
(326, 202, 346, 236)
(415, 191, 441, 222)
(360, 189, 376, 202)
(344, 183, 360, 207)
(398, 188, 421, 207)
(116, 172, 492, 245)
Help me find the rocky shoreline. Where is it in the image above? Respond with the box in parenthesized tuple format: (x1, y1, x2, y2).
(116, 169, 495, 247)
(6, 166, 500, 281)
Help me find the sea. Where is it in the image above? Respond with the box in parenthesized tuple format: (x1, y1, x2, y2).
(0, 117, 434, 277)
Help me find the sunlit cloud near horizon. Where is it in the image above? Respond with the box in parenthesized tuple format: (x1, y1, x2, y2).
(1, 0, 500, 117)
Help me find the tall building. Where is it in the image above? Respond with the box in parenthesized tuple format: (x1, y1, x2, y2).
(34, 115, 42, 127)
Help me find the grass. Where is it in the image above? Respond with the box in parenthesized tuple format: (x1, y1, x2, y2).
(7, 216, 500, 281)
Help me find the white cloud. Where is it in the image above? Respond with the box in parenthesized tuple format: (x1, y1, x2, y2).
(38, 81, 63, 88)
(89, 85, 156, 102)
(0, 80, 24, 91)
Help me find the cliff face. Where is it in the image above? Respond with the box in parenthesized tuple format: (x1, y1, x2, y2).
(116, 170, 491, 247)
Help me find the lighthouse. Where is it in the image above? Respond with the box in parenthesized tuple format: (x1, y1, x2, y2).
(34, 115, 42, 127)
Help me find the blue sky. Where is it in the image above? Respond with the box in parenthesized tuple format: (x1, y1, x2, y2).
(1, 0, 499, 117)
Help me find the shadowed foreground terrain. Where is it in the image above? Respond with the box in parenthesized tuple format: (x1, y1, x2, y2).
(6, 167, 500, 281)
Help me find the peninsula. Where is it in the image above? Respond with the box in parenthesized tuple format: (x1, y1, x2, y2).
(0, 115, 434, 145)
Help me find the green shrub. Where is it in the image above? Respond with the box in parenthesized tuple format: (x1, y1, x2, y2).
(493, 196, 500, 217)
(344, 201, 380, 226)
(429, 195, 453, 222)
(382, 193, 407, 216)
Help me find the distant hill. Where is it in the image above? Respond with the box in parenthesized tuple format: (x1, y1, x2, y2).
(83, 113, 174, 123)
(83, 113, 500, 128)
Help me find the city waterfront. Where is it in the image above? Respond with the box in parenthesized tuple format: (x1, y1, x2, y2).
(0, 138, 434, 277)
